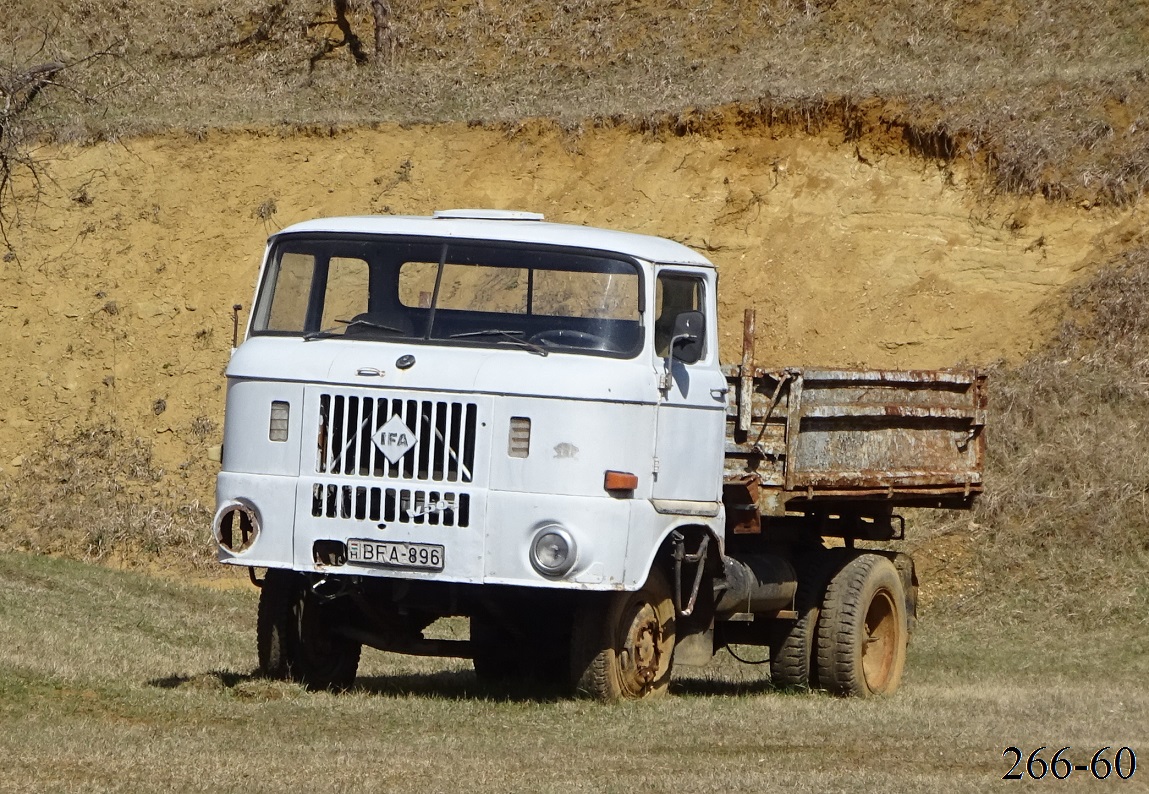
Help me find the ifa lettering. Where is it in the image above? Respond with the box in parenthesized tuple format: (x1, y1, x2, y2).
(371, 416, 418, 463)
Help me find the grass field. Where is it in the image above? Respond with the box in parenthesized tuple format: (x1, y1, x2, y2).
(1, 552, 1145, 793)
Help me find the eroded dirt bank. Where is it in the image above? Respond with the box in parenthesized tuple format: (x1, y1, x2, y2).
(2, 117, 1146, 522)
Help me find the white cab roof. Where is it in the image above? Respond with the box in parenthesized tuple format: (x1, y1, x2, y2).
(274, 212, 714, 267)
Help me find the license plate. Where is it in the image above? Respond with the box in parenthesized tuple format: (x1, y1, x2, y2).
(347, 539, 445, 570)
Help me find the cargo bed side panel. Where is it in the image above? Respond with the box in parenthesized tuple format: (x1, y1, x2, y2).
(723, 366, 986, 510)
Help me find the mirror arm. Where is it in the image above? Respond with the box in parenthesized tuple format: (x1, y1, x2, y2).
(661, 332, 699, 393)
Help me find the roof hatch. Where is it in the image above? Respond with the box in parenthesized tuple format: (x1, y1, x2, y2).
(432, 209, 545, 221)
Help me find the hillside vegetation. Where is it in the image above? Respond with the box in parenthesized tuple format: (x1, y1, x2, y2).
(5, 0, 1149, 203)
(914, 246, 1149, 620)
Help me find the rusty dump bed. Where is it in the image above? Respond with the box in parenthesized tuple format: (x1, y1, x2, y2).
(721, 316, 986, 517)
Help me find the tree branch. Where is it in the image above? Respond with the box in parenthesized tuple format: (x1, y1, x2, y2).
(371, 0, 397, 66)
(2, 62, 65, 116)
(333, 0, 369, 65)
(0, 43, 121, 245)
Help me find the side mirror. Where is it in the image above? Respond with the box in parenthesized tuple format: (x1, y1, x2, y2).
(669, 310, 705, 365)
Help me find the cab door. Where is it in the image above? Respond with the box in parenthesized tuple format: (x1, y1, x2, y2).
(650, 269, 728, 504)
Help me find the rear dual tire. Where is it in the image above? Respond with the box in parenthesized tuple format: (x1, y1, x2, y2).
(768, 549, 844, 690)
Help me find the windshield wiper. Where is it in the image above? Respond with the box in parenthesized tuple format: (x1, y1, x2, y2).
(302, 328, 338, 341)
(449, 329, 548, 356)
(304, 318, 406, 341)
(336, 318, 406, 334)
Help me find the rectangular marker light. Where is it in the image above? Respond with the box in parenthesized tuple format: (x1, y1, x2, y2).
(269, 401, 290, 442)
(508, 417, 531, 458)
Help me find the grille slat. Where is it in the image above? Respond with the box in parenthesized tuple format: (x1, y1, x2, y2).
(318, 395, 331, 474)
(338, 396, 350, 474)
(353, 396, 366, 475)
(398, 399, 411, 479)
(453, 403, 466, 482)
(368, 398, 382, 476)
(439, 402, 451, 482)
(318, 393, 477, 483)
(417, 401, 431, 480)
(312, 482, 471, 528)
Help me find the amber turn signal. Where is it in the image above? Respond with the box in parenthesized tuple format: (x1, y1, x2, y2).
(604, 470, 639, 492)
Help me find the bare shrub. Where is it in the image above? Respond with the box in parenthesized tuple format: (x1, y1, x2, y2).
(307, 0, 370, 71)
(252, 197, 278, 221)
(190, 415, 219, 443)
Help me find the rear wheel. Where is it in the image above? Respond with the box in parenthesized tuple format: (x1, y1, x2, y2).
(768, 549, 843, 690)
(816, 553, 907, 697)
(257, 570, 361, 692)
(571, 567, 676, 701)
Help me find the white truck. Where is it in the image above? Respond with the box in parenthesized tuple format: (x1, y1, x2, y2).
(213, 210, 986, 700)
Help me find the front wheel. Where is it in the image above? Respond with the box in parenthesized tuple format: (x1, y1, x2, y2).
(256, 570, 362, 692)
(256, 568, 298, 680)
(571, 567, 676, 701)
(815, 553, 908, 697)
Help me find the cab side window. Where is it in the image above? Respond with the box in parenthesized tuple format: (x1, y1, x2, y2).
(655, 273, 705, 358)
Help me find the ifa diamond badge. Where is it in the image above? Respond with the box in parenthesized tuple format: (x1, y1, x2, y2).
(371, 415, 418, 463)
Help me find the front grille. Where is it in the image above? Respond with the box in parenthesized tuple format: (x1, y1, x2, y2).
(317, 394, 478, 482)
(311, 483, 471, 528)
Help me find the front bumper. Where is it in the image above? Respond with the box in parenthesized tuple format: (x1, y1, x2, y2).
(214, 471, 640, 590)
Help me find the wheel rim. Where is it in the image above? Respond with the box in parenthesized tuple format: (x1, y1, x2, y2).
(617, 600, 667, 698)
(861, 588, 898, 692)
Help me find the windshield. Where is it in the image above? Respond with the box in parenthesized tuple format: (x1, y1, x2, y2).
(251, 234, 644, 357)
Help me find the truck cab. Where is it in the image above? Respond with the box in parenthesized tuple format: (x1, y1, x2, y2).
(214, 211, 733, 698)
(216, 210, 728, 584)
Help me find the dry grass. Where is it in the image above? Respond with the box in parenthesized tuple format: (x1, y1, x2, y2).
(3, 0, 1148, 203)
(0, 424, 213, 567)
(0, 552, 1145, 792)
(912, 243, 1149, 620)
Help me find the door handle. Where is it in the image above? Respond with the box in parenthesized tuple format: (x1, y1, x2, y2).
(710, 387, 729, 400)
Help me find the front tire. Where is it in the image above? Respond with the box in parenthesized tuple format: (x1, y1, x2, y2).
(571, 567, 676, 701)
(257, 570, 361, 692)
(256, 568, 298, 680)
(815, 553, 908, 697)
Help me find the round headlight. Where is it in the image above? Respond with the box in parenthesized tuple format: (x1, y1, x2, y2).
(530, 526, 576, 577)
(214, 500, 260, 554)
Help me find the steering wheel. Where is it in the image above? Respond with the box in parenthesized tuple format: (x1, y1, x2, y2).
(529, 329, 620, 353)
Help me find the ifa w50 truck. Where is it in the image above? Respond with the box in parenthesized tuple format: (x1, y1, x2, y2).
(213, 210, 986, 700)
